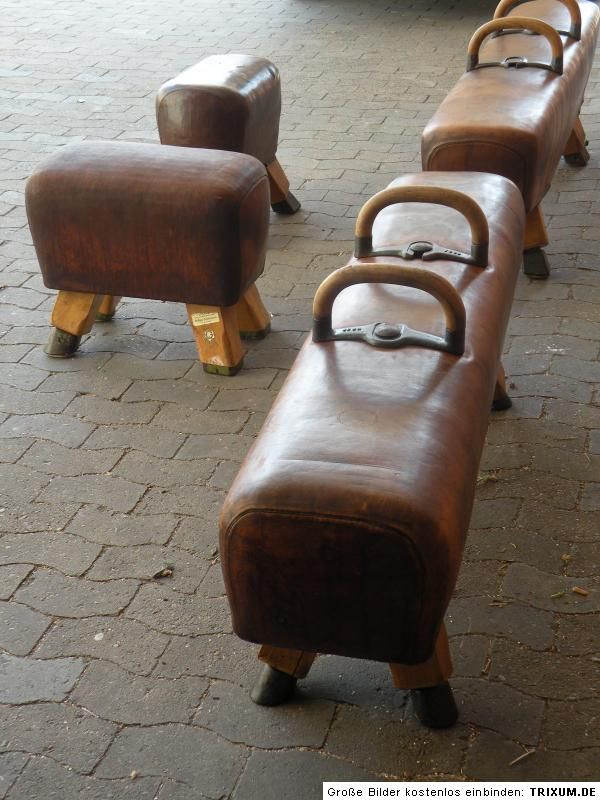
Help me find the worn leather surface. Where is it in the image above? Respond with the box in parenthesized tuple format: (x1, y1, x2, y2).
(422, 0, 599, 212)
(26, 141, 270, 306)
(156, 54, 281, 165)
(220, 172, 525, 665)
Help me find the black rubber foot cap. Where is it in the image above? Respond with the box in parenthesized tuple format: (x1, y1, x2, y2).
(240, 321, 271, 341)
(410, 682, 458, 729)
(44, 328, 81, 358)
(492, 393, 512, 412)
(564, 150, 590, 167)
(523, 248, 550, 279)
(202, 360, 243, 377)
(271, 191, 301, 215)
(251, 665, 297, 706)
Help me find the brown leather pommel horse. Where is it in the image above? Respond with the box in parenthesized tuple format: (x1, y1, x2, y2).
(219, 171, 525, 728)
(422, 0, 600, 279)
(156, 54, 300, 215)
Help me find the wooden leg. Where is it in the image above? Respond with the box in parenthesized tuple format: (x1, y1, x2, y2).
(251, 646, 317, 706)
(389, 624, 452, 690)
(45, 290, 102, 357)
(96, 295, 121, 321)
(186, 304, 245, 376)
(492, 362, 512, 411)
(523, 205, 550, 279)
(266, 158, 301, 215)
(389, 625, 457, 729)
(236, 284, 271, 340)
(563, 117, 590, 166)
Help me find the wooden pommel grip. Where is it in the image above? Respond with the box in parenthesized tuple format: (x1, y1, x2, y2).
(312, 262, 467, 355)
(493, 0, 581, 40)
(354, 186, 489, 267)
(467, 17, 564, 74)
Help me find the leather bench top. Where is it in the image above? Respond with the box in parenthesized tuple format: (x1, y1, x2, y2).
(422, 0, 599, 211)
(220, 172, 525, 664)
(26, 141, 270, 306)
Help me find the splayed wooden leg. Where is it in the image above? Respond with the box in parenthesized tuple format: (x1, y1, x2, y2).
(45, 291, 102, 357)
(187, 304, 245, 376)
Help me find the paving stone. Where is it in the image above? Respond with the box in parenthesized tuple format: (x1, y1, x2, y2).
(567, 540, 600, 577)
(543, 698, 600, 749)
(84, 423, 186, 458)
(37, 473, 145, 512)
(194, 679, 335, 748)
(0, 438, 33, 464)
(543, 397, 600, 429)
(554, 614, 600, 656)
(475, 467, 579, 510)
(233, 750, 377, 800)
(464, 527, 565, 573)
(22, 348, 112, 373)
(0, 600, 50, 656)
(125, 576, 230, 635)
(88, 544, 210, 593)
(15, 568, 139, 617)
(453, 677, 544, 745)
(113, 450, 215, 487)
(0, 412, 94, 447)
(155, 782, 210, 800)
(152, 404, 249, 435)
(65, 505, 178, 546)
(0, 385, 75, 416)
(0, 753, 28, 800)
(175, 433, 255, 462)
(518, 501, 600, 541)
(102, 353, 193, 380)
(72, 660, 208, 725)
(96, 724, 246, 796)
(0, 565, 31, 600)
(86, 331, 166, 358)
(0, 652, 83, 702)
(510, 373, 593, 404)
(469, 498, 521, 529)
(34, 615, 169, 675)
(502, 563, 600, 612)
(580, 482, 600, 511)
(325, 704, 466, 777)
(38, 370, 132, 399)
(465, 730, 600, 780)
(20, 439, 123, 476)
(65, 394, 160, 424)
(447, 597, 554, 650)
(0, 463, 49, 502)
(153, 633, 257, 685)
(0, 499, 79, 534)
(0, 703, 117, 772)
(454, 559, 502, 598)
(8, 758, 160, 800)
(0, 531, 101, 575)
(136, 485, 224, 518)
(121, 378, 217, 409)
(530, 445, 600, 482)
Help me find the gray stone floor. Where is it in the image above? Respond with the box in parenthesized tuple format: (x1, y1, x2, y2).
(1, 0, 599, 795)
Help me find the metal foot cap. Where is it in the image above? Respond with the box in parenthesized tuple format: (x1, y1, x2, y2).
(202, 360, 244, 377)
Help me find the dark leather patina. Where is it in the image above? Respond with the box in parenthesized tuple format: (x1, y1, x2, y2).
(220, 172, 525, 666)
(421, 0, 599, 212)
(25, 141, 270, 307)
(156, 54, 281, 166)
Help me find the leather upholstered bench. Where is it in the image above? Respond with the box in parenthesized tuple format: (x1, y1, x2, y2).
(422, 0, 599, 278)
(219, 172, 525, 728)
(156, 54, 301, 215)
(25, 141, 271, 376)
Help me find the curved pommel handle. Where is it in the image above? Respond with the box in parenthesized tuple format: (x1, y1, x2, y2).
(494, 0, 581, 40)
(467, 17, 564, 74)
(312, 262, 466, 356)
(354, 185, 489, 267)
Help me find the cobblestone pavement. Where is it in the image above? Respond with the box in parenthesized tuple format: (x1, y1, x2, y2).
(1, 0, 599, 794)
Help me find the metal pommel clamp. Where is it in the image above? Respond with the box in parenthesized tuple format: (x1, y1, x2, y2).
(311, 262, 466, 356)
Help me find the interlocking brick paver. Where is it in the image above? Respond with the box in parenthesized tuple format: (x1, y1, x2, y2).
(15, 569, 139, 617)
(0, 703, 118, 772)
(1, 0, 599, 788)
(71, 661, 208, 724)
(8, 759, 161, 800)
(96, 724, 246, 796)
(0, 653, 83, 703)
(0, 601, 50, 655)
